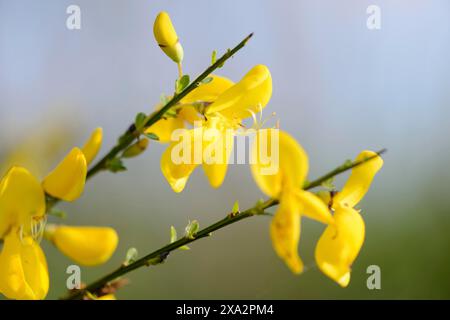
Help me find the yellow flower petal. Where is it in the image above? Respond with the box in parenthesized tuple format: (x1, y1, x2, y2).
(50, 226, 118, 266)
(0, 232, 49, 300)
(153, 11, 183, 63)
(145, 117, 185, 143)
(315, 207, 365, 287)
(177, 106, 201, 124)
(270, 191, 303, 274)
(251, 129, 308, 199)
(181, 75, 234, 105)
(202, 119, 234, 188)
(81, 127, 103, 166)
(0, 167, 45, 238)
(333, 151, 383, 208)
(295, 190, 334, 225)
(97, 294, 116, 300)
(160, 129, 200, 192)
(42, 148, 87, 202)
(316, 190, 332, 208)
(206, 65, 272, 120)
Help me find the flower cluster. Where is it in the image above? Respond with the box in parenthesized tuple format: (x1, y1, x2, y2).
(0, 128, 118, 300)
(251, 131, 383, 285)
(0, 11, 384, 300)
(151, 12, 384, 287)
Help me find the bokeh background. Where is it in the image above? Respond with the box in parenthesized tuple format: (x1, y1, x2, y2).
(1, 0, 449, 299)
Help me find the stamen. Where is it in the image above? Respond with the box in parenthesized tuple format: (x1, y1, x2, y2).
(257, 103, 263, 124)
(30, 216, 47, 243)
(247, 109, 258, 128)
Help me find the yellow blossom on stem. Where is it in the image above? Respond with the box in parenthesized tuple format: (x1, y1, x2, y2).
(160, 65, 272, 192)
(251, 129, 333, 274)
(145, 74, 234, 143)
(0, 128, 111, 299)
(315, 150, 383, 287)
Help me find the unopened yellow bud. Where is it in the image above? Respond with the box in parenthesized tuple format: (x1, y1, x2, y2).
(153, 11, 184, 63)
(122, 139, 149, 158)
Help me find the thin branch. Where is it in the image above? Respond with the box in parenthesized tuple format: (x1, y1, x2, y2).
(61, 149, 385, 300)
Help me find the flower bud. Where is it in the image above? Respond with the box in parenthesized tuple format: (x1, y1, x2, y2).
(153, 11, 184, 63)
(122, 139, 149, 158)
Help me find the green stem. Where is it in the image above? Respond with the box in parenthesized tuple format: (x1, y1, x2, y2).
(61, 150, 385, 300)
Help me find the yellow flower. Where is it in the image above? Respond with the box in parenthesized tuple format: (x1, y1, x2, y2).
(0, 128, 110, 299)
(160, 65, 272, 192)
(251, 129, 333, 274)
(145, 75, 234, 143)
(46, 226, 118, 266)
(315, 151, 383, 287)
(0, 167, 48, 299)
(153, 11, 184, 63)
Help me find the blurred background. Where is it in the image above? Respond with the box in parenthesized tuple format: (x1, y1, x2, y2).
(1, 0, 449, 299)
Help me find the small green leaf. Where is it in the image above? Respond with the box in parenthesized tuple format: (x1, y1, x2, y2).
(343, 159, 353, 167)
(164, 108, 178, 118)
(170, 226, 177, 243)
(106, 158, 127, 173)
(231, 200, 240, 214)
(321, 177, 335, 190)
(48, 209, 67, 219)
(170, 226, 190, 250)
(125, 247, 138, 266)
(201, 77, 213, 84)
(134, 112, 147, 129)
(160, 94, 169, 105)
(256, 198, 265, 206)
(143, 132, 159, 141)
(185, 220, 200, 240)
(146, 256, 163, 266)
(211, 50, 217, 65)
(175, 74, 190, 93)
